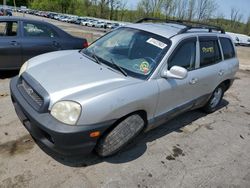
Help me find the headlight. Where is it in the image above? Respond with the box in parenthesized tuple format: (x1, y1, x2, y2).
(51, 101, 81, 125)
(19, 61, 28, 77)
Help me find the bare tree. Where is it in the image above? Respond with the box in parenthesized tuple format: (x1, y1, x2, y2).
(99, 0, 109, 18)
(137, 0, 164, 17)
(196, 0, 216, 21)
(119, 1, 127, 21)
(187, 0, 196, 21)
(162, 0, 173, 19)
(109, 0, 116, 20)
(176, 0, 188, 20)
(244, 15, 250, 35)
(150, 0, 164, 17)
(230, 7, 243, 29)
(137, 0, 152, 16)
(113, 0, 126, 20)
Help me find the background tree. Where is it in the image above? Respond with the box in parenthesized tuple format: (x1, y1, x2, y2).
(187, 0, 196, 21)
(244, 16, 250, 35)
(9, 0, 248, 35)
(196, 0, 216, 21)
(230, 8, 243, 30)
(162, 0, 173, 19)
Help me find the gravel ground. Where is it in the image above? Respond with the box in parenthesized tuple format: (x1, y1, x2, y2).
(0, 14, 250, 188)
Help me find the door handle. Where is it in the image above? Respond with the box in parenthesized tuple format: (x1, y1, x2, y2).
(189, 78, 198, 85)
(10, 41, 18, 46)
(52, 41, 60, 47)
(218, 70, 224, 76)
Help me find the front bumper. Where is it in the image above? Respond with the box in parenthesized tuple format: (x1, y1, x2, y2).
(10, 76, 115, 156)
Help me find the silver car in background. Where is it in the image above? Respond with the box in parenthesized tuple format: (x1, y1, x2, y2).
(10, 18, 239, 157)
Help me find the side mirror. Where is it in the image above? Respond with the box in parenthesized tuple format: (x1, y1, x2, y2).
(161, 66, 188, 79)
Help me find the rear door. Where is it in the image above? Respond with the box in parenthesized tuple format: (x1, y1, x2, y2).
(20, 21, 61, 62)
(195, 36, 224, 95)
(0, 21, 22, 69)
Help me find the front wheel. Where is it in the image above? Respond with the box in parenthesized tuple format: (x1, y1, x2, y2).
(202, 84, 225, 113)
(95, 114, 145, 157)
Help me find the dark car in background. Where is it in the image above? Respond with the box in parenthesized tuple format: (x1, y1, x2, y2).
(0, 8, 12, 16)
(0, 16, 88, 70)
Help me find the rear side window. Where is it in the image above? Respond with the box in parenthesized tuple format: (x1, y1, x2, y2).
(219, 37, 235, 60)
(23, 22, 57, 38)
(199, 39, 221, 67)
(168, 39, 196, 70)
(0, 21, 18, 36)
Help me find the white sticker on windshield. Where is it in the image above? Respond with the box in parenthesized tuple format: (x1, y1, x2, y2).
(146, 38, 167, 49)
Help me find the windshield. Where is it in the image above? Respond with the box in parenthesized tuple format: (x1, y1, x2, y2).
(82, 27, 171, 79)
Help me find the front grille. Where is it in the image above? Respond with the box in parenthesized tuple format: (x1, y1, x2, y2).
(17, 73, 50, 113)
(21, 79, 44, 107)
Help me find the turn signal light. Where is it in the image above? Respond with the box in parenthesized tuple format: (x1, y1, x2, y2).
(90, 131, 100, 138)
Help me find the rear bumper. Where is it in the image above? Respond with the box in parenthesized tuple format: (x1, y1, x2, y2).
(10, 76, 115, 156)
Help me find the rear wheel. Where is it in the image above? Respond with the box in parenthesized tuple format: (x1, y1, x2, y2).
(96, 114, 145, 157)
(202, 84, 225, 113)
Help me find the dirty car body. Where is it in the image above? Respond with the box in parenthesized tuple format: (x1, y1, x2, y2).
(10, 19, 239, 156)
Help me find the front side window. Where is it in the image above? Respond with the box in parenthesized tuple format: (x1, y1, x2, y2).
(200, 39, 221, 67)
(219, 37, 235, 60)
(0, 21, 18, 36)
(82, 27, 171, 79)
(23, 22, 57, 38)
(168, 40, 196, 70)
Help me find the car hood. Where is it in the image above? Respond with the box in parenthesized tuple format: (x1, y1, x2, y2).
(26, 50, 140, 107)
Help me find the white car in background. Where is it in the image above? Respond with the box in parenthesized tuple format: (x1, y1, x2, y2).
(238, 34, 250, 46)
(87, 20, 98, 27)
(95, 21, 106, 28)
(226, 32, 240, 46)
(80, 19, 90, 26)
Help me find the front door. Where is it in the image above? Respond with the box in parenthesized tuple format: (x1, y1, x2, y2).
(0, 21, 21, 69)
(155, 37, 202, 122)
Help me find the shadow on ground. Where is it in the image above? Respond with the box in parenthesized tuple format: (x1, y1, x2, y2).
(0, 71, 19, 79)
(35, 99, 229, 167)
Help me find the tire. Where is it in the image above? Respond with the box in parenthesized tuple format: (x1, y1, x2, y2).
(96, 114, 145, 157)
(202, 84, 225, 113)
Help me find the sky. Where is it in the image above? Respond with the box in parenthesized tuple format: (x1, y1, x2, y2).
(126, 0, 250, 23)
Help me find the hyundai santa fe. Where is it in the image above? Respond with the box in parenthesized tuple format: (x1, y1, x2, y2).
(10, 18, 239, 157)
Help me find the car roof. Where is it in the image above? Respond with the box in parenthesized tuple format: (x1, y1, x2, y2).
(0, 16, 42, 22)
(125, 23, 186, 38)
(125, 22, 228, 39)
(0, 16, 72, 37)
(0, 16, 56, 26)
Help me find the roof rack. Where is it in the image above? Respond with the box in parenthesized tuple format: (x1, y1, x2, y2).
(135, 17, 225, 34)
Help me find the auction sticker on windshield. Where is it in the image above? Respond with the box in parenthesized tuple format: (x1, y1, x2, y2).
(146, 38, 167, 49)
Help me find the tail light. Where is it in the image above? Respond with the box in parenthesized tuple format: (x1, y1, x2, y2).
(83, 41, 88, 48)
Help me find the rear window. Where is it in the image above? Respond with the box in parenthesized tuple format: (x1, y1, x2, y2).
(200, 39, 221, 67)
(219, 37, 235, 60)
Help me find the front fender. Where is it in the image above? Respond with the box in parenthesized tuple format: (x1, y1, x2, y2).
(77, 80, 159, 125)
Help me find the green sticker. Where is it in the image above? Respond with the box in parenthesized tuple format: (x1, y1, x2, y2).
(140, 61, 150, 74)
(202, 47, 214, 53)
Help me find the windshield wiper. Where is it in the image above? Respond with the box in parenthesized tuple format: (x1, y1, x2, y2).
(91, 53, 101, 65)
(110, 58, 127, 77)
(80, 48, 101, 65)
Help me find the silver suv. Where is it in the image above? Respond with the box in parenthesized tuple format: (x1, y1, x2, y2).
(10, 18, 239, 157)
